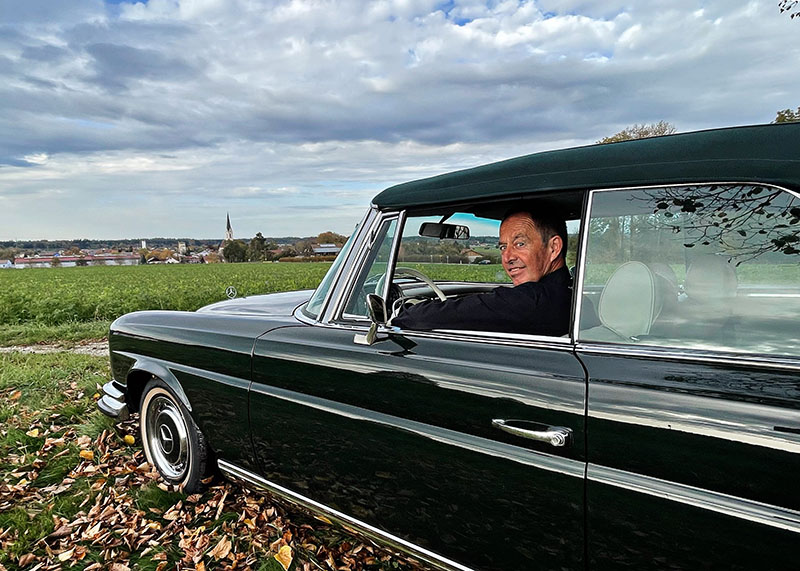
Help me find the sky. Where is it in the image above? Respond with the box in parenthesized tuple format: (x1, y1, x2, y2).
(1, 0, 798, 241)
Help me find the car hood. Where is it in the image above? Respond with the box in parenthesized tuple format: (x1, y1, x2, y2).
(197, 289, 314, 316)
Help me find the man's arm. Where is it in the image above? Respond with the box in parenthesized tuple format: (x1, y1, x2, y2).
(391, 270, 571, 336)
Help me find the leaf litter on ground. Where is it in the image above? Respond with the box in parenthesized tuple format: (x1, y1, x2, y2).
(0, 353, 425, 571)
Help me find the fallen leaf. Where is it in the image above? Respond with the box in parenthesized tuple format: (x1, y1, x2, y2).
(57, 547, 75, 562)
(17, 553, 36, 566)
(25, 428, 40, 438)
(79, 450, 94, 461)
(275, 545, 293, 571)
(47, 524, 72, 540)
(209, 536, 232, 560)
(9, 390, 21, 401)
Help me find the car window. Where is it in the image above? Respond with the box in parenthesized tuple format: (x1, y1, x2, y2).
(342, 217, 398, 318)
(303, 224, 359, 319)
(338, 202, 581, 336)
(579, 184, 800, 356)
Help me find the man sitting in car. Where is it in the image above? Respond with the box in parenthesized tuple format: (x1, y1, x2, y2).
(391, 210, 571, 336)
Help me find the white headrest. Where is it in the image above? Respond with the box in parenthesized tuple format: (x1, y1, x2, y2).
(685, 255, 738, 302)
(598, 261, 663, 339)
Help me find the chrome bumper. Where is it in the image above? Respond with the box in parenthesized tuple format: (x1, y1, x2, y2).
(97, 380, 129, 420)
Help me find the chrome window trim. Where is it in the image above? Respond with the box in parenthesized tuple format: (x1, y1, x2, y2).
(574, 180, 800, 359)
(576, 342, 800, 372)
(305, 207, 372, 322)
(218, 459, 477, 571)
(314, 319, 576, 352)
(327, 210, 402, 323)
(589, 463, 800, 534)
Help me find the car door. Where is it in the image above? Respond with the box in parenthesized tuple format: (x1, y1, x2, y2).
(576, 183, 800, 569)
(249, 213, 588, 571)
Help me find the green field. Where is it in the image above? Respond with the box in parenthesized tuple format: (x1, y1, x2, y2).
(0, 262, 332, 326)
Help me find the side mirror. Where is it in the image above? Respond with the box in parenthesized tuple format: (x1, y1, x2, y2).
(419, 222, 470, 240)
(366, 293, 387, 324)
(354, 294, 387, 345)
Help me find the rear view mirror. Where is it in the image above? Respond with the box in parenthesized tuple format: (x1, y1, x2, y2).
(419, 222, 470, 240)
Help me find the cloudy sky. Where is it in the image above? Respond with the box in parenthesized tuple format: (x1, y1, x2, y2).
(1, 0, 798, 240)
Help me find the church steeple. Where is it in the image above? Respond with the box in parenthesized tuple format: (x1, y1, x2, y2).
(225, 212, 234, 242)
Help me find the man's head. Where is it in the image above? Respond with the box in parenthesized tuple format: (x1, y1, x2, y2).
(499, 211, 567, 286)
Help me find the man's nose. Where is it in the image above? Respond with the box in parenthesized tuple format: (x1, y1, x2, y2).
(502, 249, 515, 263)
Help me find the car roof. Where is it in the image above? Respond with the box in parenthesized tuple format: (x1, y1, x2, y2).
(372, 123, 800, 211)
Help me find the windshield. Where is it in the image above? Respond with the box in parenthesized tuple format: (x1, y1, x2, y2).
(302, 225, 359, 320)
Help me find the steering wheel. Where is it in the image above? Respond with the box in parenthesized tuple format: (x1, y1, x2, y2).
(376, 266, 447, 302)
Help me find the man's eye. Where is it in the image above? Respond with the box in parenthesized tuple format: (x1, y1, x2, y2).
(516, 241, 525, 248)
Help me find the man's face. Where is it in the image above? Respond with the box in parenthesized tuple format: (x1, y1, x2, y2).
(499, 213, 561, 286)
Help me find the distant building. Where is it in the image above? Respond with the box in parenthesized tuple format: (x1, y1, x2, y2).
(13, 254, 140, 269)
(219, 213, 234, 261)
(461, 249, 483, 263)
(312, 243, 342, 256)
(225, 213, 234, 242)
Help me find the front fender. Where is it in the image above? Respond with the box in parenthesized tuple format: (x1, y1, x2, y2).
(123, 355, 192, 414)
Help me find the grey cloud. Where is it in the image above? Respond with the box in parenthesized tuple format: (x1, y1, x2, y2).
(1, 0, 799, 238)
(21, 44, 71, 62)
(84, 43, 200, 92)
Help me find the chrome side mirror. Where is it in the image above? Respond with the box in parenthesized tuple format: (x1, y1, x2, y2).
(354, 294, 387, 346)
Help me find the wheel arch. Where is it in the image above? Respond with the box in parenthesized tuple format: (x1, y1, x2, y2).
(124, 360, 191, 414)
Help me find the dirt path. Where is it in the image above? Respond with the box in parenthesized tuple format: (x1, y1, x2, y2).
(0, 340, 109, 357)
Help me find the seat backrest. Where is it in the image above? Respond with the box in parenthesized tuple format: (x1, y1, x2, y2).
(597, 261, 663, 339)
(684, 254, 738, 304)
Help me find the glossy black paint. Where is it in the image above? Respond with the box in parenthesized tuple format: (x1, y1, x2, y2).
(251, 324, 586, 570)
(578, 348, 800, 569)
(108, 296, 306, 472)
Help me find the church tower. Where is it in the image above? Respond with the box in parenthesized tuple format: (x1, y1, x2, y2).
(225, 213, 234, 242)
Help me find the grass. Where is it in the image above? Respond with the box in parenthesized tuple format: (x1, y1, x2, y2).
(0, 262, 332, 327)
(0, 320, 111, 347)
(0, 350, 419, 571)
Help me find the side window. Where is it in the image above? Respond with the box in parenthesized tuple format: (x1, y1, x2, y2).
(342, 218, 398, 318)
(579, 184, 800, 356)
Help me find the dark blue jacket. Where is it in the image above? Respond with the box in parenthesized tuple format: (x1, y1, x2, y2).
(391, 266, 572, 336)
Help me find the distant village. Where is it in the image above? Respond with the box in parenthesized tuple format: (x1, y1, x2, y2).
(0, 214, 501, 270)
(0, 214, 345, 270)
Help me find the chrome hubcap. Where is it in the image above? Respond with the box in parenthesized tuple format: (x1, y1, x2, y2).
(145, 394, 189, 480)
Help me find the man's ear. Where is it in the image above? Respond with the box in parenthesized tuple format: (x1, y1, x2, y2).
(548, 235, 563, 262)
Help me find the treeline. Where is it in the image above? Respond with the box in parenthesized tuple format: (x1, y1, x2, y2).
(222, 231, 348, 263)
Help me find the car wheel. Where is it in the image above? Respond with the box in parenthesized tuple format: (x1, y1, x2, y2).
(139, 378, 208, 493)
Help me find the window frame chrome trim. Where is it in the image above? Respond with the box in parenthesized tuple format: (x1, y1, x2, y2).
(327, 210, 403, 323)
(576, 341, 800, 372)
(589, 463, 800, 534)
(304, 207, 372, 323)
(218, 459, 478, 571)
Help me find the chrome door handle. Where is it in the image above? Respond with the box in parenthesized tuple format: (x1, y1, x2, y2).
(492, 419, 572, 447)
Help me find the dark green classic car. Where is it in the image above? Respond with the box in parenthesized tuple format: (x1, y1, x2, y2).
(99, 123, 800, 570)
